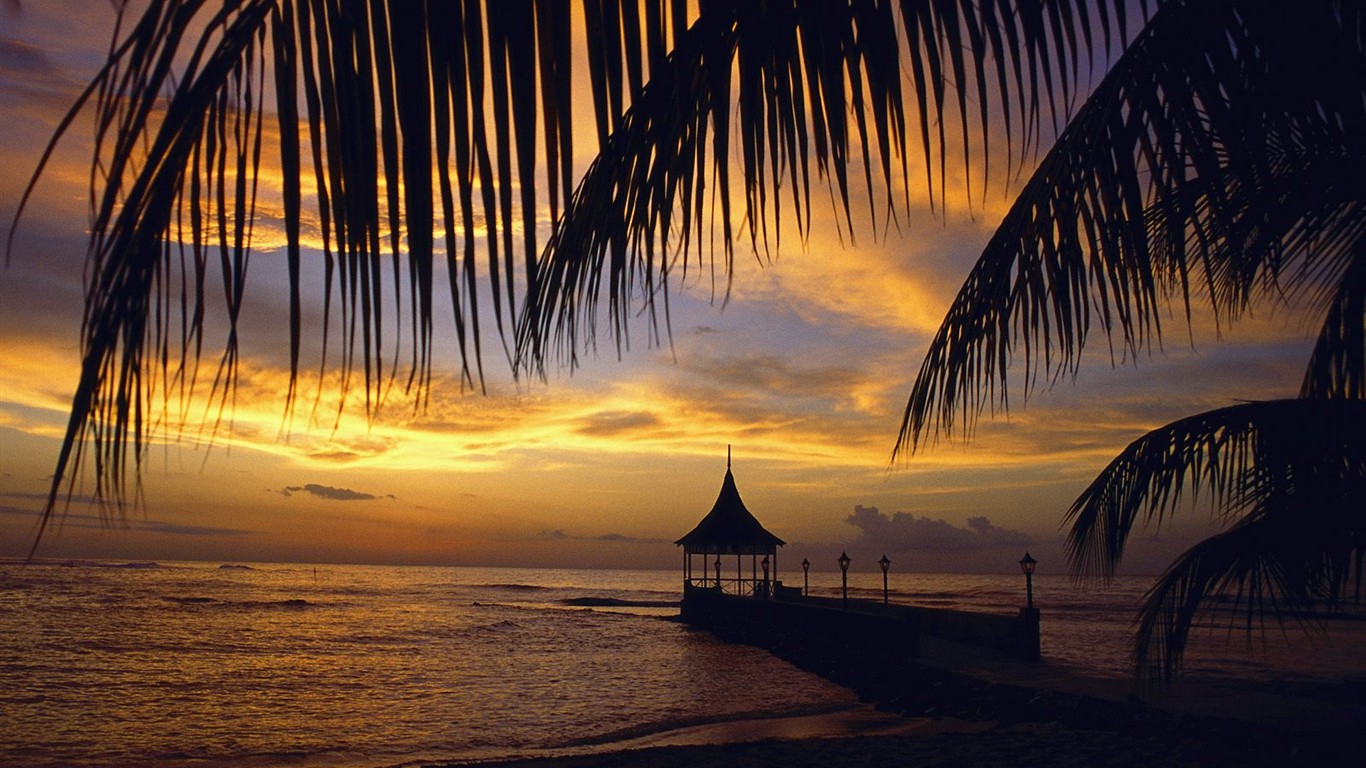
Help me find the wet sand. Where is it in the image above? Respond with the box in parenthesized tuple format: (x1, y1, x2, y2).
(439, 725, 1264, 768)
(433, 633, 1364, 768)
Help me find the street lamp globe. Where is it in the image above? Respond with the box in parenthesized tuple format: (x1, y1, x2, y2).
(1018, 552, 1037, 610)
(878, 554, 891, 604)
(837, 551, 851, 608)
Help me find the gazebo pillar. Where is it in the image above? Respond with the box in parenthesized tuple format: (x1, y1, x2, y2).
(675, 448, 786, 602)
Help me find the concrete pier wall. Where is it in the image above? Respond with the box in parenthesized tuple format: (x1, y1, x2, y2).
(913, 605, 1041, 660)
(680, 584, 1040, 661)
(681, 584, 921, 660)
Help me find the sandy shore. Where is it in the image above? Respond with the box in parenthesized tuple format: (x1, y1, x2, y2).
(435, 707, 1355, 768)
(431, 630, 1363, 768)
(435, 724, 1259, 768)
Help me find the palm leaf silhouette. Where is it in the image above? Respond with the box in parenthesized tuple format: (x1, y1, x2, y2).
(1065, 399, 1366, 579)
(520, 0, 1138, 370)
(13, 0, 688, 528)
(14, 0, 1135, 525)
(1082, 400, 1366, 683)
(897, 0, 1366, 681)
(899, 0, 1366, 452)
(15, 0, 1364, 685)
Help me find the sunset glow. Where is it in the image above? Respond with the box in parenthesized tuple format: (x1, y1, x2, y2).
(0, 0, 1320, 574)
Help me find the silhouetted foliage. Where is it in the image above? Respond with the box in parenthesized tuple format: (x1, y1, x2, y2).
(14, 0, 1365, 682)
(898, 0, 1366, 685)
(14, 0, 1132, 533)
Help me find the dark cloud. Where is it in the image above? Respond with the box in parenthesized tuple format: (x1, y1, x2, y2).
(536, 529, 668, 545)
(0, 505, 251, 537)
(306, 451, 368, 462)
(279, 483, 392, 502)
(689, 353, 865, 402)
(574, 410, 661, 437)
(305, 445, 395, 463)
(845, 505, 1034, 554)
(0, 503, 53, 519)
(131, 520, 253, 537)
(592, 532, 671, 545)
(0, 39, 54, 76)
(0, 36, 85, 107)
(2, 491, 100, 505)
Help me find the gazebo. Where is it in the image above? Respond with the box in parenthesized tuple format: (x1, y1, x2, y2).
(676, 448, 785, 597)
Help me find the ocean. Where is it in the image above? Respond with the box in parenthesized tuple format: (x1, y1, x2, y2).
(2, 560, 1363, 768)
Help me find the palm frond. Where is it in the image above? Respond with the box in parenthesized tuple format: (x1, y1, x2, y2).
(1064, 399, 1366, 581)
(1132, 500, 1366, 686)
(898, 0, 1366, 455)
(1300, 238, 1366, 399)
(1064, 398, 1366, 683)
(14, 0, 687, 523)
(17, 0, 1138, 521)
(518, 0, 1137, 374)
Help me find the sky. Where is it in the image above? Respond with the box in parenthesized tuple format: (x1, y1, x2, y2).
(0, 1, 1319, 575)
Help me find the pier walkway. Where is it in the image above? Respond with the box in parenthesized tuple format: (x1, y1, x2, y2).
(681, 586, 1362, 741)
(681, 582, 1040, 662)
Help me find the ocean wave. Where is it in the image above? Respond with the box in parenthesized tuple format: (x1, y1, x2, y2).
(913, 598, 963, 607)
(236, 598, 315, 610)
(474, 583, 550, 591)
(553, 702, 857, 748)
(560, 597, 679, 609)
(906, 589, 990, 599)
(54, 560, 167, 569)
(161, 596, 317, 610)
(469, 619, 522, 632)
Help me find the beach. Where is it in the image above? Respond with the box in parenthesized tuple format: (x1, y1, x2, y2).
(442, 727, 1254, 768)
(442, 626, 1366, 768)
(443, 673, 1362, 768)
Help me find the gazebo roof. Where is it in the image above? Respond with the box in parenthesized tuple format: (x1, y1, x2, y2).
(675, 456, 785, 549)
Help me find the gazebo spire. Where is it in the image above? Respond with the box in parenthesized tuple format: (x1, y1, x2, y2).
(677, 445, 785, 597)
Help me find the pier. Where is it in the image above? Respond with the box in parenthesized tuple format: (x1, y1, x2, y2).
(680, 582, 1040, 663)
(676, 451, 1040, 664)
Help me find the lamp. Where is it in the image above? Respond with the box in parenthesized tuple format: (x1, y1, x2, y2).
(1018, 552, 1037, 609)
(801, 558, 810, 596)
(837, 551, 851, 608)
(878, 554, 891, 604)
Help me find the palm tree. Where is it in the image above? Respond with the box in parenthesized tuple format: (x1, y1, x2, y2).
(526, 0, 1366, 683)
(14, 0, 1128, 533)
(14, 0, 1364, 682)
(893, 0, 1366, 684)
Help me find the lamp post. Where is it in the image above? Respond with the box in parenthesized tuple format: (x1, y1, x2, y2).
(1018, 551, 1037, 609)
(878, 554, 890, 604)
(801, 558, 810, 596)
(714, 555, 722, 592)
(760, 555, 770, 599)
(837, 551, 851, 609)
(1017, 552, 1040, 660)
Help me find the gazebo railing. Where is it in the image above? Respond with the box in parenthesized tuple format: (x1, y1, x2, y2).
(682, 549, 781, 596)
(684, 576, 780, 598)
